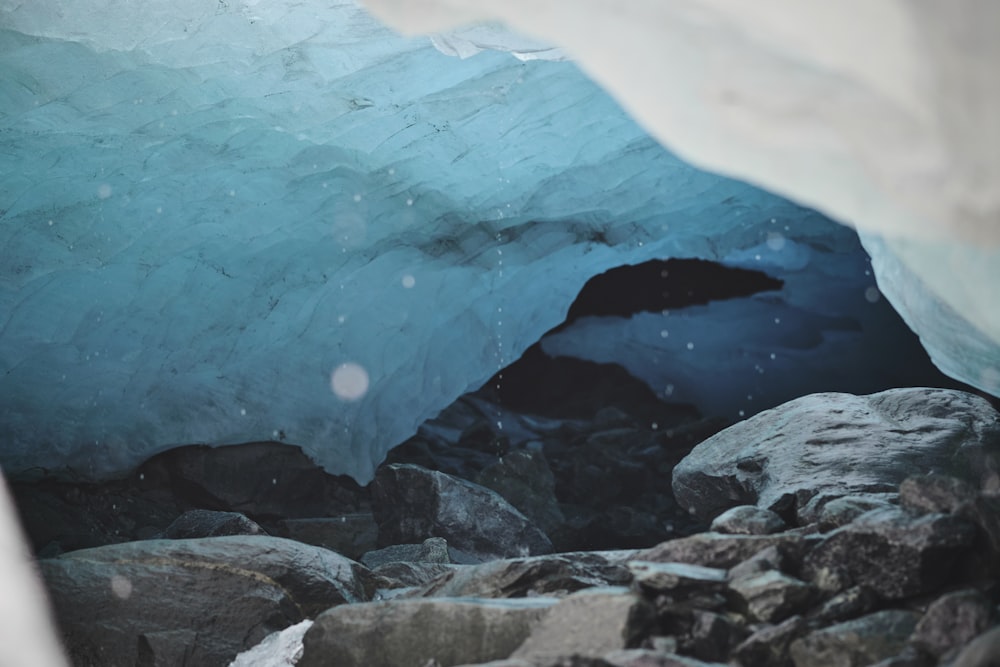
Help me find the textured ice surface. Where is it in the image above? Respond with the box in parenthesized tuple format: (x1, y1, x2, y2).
(0, 0, 996, 483)
(367, 0, 1000, 400)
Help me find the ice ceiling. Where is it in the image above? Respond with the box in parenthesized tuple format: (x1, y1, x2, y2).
(1, 0, 997, 483)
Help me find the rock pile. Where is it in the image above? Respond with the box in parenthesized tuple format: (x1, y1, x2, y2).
(9, 387, 1000, 666)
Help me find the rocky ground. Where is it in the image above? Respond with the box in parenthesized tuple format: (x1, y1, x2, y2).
(9, 367, 1000, 666)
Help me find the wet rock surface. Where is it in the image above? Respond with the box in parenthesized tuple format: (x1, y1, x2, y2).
(9, 386, 1000, 666)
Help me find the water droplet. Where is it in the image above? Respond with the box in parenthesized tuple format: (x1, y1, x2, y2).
(401, 275, 416, 289)
(110, 575, 133, 599)
(660, 330, 669, 338)
(353, 193, 362, 202)
(774, 318, 781, 324)
(406, 198, 413, 206)
(97, 184, 112, 199)
(240, 408, 246, 416)
(331, 362, 370, 401)
(864, 286, 880, 303)
(686, 342, 694, 350)
(770, 353, 776, 360)
(766, 232, 785, 251)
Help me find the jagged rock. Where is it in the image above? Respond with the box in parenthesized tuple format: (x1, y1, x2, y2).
(727, 545, 791, 582)
(628, 561, 728, 595)
(911, 589, 993, 658)
(298, 596, 557, 667)
(275, 514, 378, 561)
(731, 615, 808, 667)
(635, 532, 815, 569)
(803, 506, 977, 598)
(414, 551, 633, 599)
(951, 626, 1000, 667)
(729, 570, 815, 623)
(900, 474, 978, 515)
(229, 620, 313, 667)
(41, 536, 371, 666)
(510, 587, 655, 663)
(361, 536, 450, 569)
(134, 442, 368, 519)
(788, 610, 920, 667)
(371, 561, 457, 591)
(685, 610, 746, 662)
(710, 506, 786, 535)
(475, 449, 567, 540)
(162, 509, 264, 538)
(806, 586, 879, 625)
(372, 463, 553, 562)
(672, 389, 1000, 523)
(815, 495, 897, 530)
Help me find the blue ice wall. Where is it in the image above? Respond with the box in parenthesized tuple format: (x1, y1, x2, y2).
(0, 2, 963, 482)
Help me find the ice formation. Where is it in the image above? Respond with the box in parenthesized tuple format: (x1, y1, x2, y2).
(1, 0, 997, 483)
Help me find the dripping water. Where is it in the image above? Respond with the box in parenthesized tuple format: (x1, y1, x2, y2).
(493, 229, 509, 461)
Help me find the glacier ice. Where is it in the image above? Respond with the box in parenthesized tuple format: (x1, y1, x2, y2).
(367, 0, 1000, 400)
(0, 0, 997, 484)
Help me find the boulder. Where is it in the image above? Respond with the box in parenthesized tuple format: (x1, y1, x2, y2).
(899, 474, 978, 515)
(415, 551, 633, 599)
(361, 536, 451, 569)
(952, 626, 1000, 667)
(728, 570, 815, 624)
(710, 506, 785, 535)
(803, 506, 977, 598)
(788, 610, 920, 667)
(372, 463, 553, 562)
(672, 389, 1000, 523)
(40, 536, 372, 667)
(510, 587, 655, 663)
(229, 620, 313, 667)
(298, 596, 557, 667)
(628, 561, 728, 596)
(474, 449, 567, 539)
(162, 509, 264, 539)
(635, 532, 815, 569)
(911, 589, 993, 658)
(815, 495, 897, 530)
(731, 615, 808, 667)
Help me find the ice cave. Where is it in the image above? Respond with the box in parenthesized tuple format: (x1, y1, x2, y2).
(1, 1, 999, 664)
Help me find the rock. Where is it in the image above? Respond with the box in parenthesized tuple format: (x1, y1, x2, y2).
(371, 561, 457, 591)
(867, 646, 935, 667)
(815, 495, 897, 530)
(911, 588, 993, 657)
(727, 545, 790, 582)
(628, 561, 728, 595)
(41, 536, 372, 666)
(685, 610, 745, 662)
(134, 442, 368, 519)
(603, 649, 729, 666)
(731, 615, 808, 667)
(806, 585, 878, 625)
(475, 449, 567, 539)
(276, 514, 378, 561)
(510, 587, 655, 663)
(635, 532, 815, 569)
(415, 551, 633, 599)
(803, 506, 977, 598)
(162, 509, 264, 538)
(951, 626, 1000, 667)
(298, 596, 557, 667)
(900, 474, 978, 515)
(229, 620, 313, 667)
(710, 506, 786, 535)
(728, 570, 815, 623)
(671, 389, 1000, 523)
(788, 610, 920, 667)
(372, 463, 553, 562)
(360, 536, 450, 569)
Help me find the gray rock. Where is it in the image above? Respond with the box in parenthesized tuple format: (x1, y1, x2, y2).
(510, 587, 655, 663)
(729, 570, 815, 623)
(727, 545, 790, 582)
(866, 646, 935, 667)
(911, 588, 993, 657)
(803, 506, 977, 598)
(686, 610, 746, 662)
(41, 536, 371, 667)
(603, 650, 729, 666)
(789, 610, 920, 667)
(731, 615, 808, 667)
(671, 389, 1000, 523)
(628, 561, 728, 595)
(635, 532, 815, 569)
(276, 514, 378, 561)
(900, 474, 978, 515)
(372, 463, 553, 562)
(361, 536, 450, 569)
(806, 585, 878, 625)
(415, 551, 632, 599)
(371, 561, 457, 591)
(475, 449, 567, 539)
(815, 495, 897, 530)
(710, 505, 786, 535)
(951, 625, 1000, 667)
(298, 596, 557, 667)
(162, 509, 264, 539)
